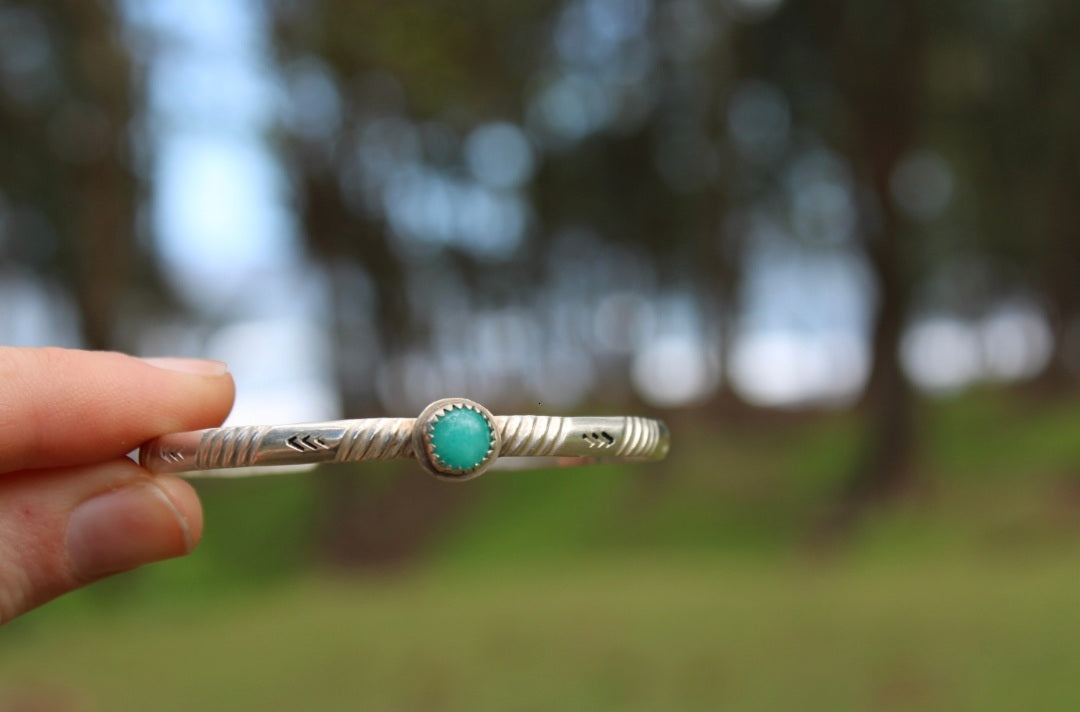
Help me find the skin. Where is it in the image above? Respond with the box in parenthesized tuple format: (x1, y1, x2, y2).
(0, 347, 235, 623)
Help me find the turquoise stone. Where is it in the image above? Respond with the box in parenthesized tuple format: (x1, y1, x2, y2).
(429, 406, 493, 471)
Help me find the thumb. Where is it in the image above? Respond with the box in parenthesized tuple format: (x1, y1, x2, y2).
(0, 459, 202, 623)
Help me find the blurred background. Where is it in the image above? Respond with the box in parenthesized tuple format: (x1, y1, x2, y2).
(1, 0, 1079, 709)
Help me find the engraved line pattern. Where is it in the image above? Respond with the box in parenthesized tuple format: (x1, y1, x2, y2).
(544, 415, 567, 456)
(197, 425, 270, 469)
(616, 416, 662, 458)
(336, 418, 413, 462)
(618, 417, 641, 457)
(498, 415, 567, 457)
(499, 415, 527, 455)
(233, 425, 265, 466)
(641, 417, 658, 455)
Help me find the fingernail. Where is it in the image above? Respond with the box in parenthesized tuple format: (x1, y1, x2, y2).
(142, 357, 228, 376)
(66, 481, 197, 580)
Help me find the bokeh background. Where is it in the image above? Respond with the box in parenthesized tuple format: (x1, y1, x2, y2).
(2, 0, 1080, 709)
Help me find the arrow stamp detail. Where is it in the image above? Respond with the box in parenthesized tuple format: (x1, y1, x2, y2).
(286, 433, 330, 452)
(582, 431, 615, 448)
(161, 447, 185, 463)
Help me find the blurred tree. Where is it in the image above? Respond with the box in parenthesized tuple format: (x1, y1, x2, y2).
(527, 0, 741, 407)
(962, 0, 1080, 388)
(271, 0, 556, 563)
(273, 0, 552, 409)
(270, 0, 747, 561)
(738, 0, 928, 511)
(272, 0, 749, 411)
(822, 1, 924, 507)
(267, 0, 1080, 550)
(0, 0, 165, 350)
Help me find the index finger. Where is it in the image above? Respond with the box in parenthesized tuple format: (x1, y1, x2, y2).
(0, 348, 235, 474)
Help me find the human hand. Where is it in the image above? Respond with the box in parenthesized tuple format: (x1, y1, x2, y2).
(0, 347, 234, 623)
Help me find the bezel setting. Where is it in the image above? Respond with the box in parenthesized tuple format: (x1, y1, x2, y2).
(413, 398, 501, 481)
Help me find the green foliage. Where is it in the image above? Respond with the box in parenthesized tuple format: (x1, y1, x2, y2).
(925, 389, 1080, 481)
(431, 464, 633, 565)
(4, 557, 1080, 710)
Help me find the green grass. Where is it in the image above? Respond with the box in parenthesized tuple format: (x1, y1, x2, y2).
(3, 555, 1080, 711)
(2, 388, 1080, 710)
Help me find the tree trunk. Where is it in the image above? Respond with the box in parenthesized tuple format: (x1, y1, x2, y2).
(1031, 175, 1080, 391)
(58, 0, 139, 351)
(818, 0, 924, 517)
(845, 206, 916, 507)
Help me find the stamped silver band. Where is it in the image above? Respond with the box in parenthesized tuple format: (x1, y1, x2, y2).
(139, 397, 669, 482)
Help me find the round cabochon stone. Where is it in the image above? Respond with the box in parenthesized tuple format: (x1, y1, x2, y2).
(429, 405, 493, 471)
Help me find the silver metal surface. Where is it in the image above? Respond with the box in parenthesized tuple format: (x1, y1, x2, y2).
(139, 397, 669, 481)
